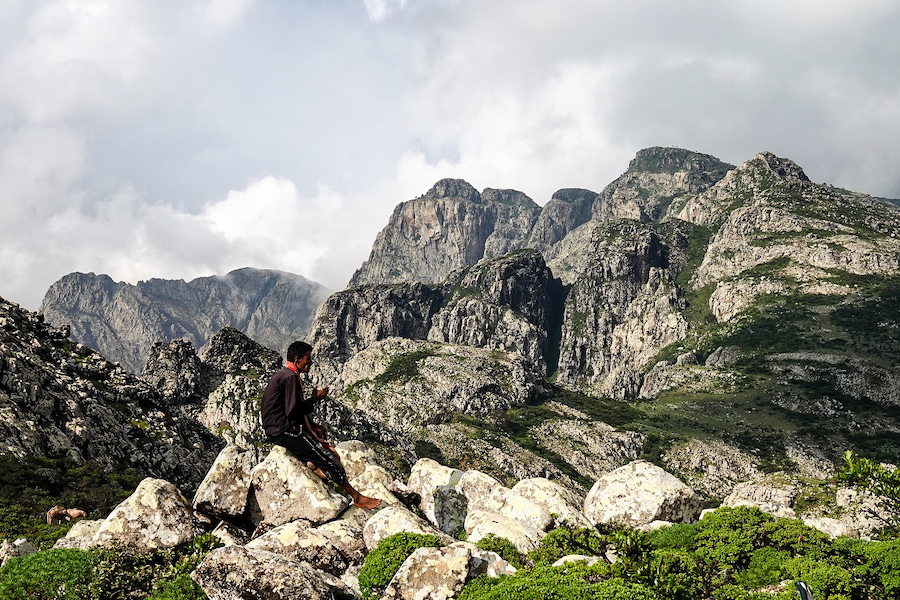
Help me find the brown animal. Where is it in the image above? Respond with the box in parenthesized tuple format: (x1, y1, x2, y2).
(46, 505, 68, 525)
(65, 508, 87, 520)
(46, 506, 88, 524)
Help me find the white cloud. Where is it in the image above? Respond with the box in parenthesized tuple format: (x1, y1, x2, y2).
(363, 0, 411, 22)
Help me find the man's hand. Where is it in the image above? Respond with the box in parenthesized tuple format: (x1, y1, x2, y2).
(312, 386, 329, 402)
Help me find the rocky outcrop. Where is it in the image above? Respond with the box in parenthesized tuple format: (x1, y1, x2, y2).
(429, 250, 564, 373)
(0, 297, 222, 487)
(350, 179, 541, 287)
(721, 475, 799, 518)
(554, 221, 692, 398)
(92, 478, 204, 550)
(583, 460, 701, 528)
(192, 443, 259, 518)
(598, 147, 733, 223)
(40, 267, 329, 373)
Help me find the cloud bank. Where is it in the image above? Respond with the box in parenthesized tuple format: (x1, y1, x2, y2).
(1, 0, 898, 309)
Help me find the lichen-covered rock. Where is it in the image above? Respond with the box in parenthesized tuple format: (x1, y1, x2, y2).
(191, 545, 336, 600)
(407, 458, 464, 528)
(142, 339, 203, 403)
(335, 440, 379, 480)
(362, 505, 449, 551)
(383, 542, 511, 600)
(209, 521, 249, 546)
(93, 478, 203, 550)
(246, 520, 349, 576)
(721, 476, 798, 518)
(464, 510, 544, 554)
(511, 478, 592, 529)
(349, 464, 400, 506)
(0, 538, 36, 566)
(457, 470, 553, 534)
(52, 519, 104, 550)
(584, 460, 701, 528)
(192, 443, 258, 517)
(248, 446, 349, 527)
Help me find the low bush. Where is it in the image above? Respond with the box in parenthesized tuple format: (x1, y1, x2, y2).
(476, 534, 526, 569)
(0, 548, 97, 600)
(357, 532, 444, 598)
(527, 526, 605, 566)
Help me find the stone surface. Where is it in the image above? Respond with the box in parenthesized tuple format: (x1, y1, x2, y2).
(511, 478, 592, 529)
(192, 443, 258, 517)
(191, 545, 336, 600)
(248, 446, 349, 527)
(93, 478, 204, 550)
(246, 520, 349, 575)
(721, 476, 798, 519)
(362, 504, 449, 551)
(584, 460, 701, 528)
(464, 509, 545, 554)
(0, 538, 36, 566)
(382, 543, 500, 600)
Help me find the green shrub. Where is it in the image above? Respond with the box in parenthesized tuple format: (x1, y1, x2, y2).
(648, 522, 697, 550)
(763, 518, 833, 560)
(849, 538, 900, 599)
(0, 548, 97, 600)
(692, 506, 773, 568)
(358, 532, 444, 598)
(734, 547, 791, 589)
(527, 526, 605, 566)
(476, 534, 526, 569)
(786, 557, 854, 600)
(148, 572, 207, 600)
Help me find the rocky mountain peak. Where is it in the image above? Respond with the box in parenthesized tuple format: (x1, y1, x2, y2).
(423, 178, 482, 202)
(628, 146, 733, 176)
(481, 187, 538, 208)
(752, 151, 810, 182)
(200, 326, 282, 376)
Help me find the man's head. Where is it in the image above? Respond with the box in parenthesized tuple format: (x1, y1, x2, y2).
(286, 341, 313, 366)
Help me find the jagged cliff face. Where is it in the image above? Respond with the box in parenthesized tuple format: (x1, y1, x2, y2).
(40, 267, 330, 373)
(349, 179, 542, 286)
(555, 221, 693, 399)
(0, 297, 222, 487)
(311, 250, 562, 384)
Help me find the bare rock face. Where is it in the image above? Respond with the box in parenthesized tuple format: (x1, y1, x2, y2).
(555, 221, 691, 399)
(0, 538, 36, 566)
(142, 339, 203, 403)
(248, 446, 349, 527)
(598, 147, 734, 223)
(191, 545, 337, 600)
(0, 297, 222, 488)
(350, 179, 541, 287)
(526, 189, 596, 253)
(583, 460, 701, 528)
(309, 282, 444, 384)
(40, 267, 329, 373)
(464, 509, 545, 554)
(429, 250, 564, 373)
(192, 443, 259, 518)
(93, 478, 204, 550)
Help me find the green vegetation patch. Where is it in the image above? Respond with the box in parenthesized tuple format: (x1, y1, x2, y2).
(0, 456, 143, 550)
(374, 347, 440, 386)
(358, 532, 445, 598)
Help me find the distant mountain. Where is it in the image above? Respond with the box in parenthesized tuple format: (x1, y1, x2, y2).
(40, 267, 330, 373)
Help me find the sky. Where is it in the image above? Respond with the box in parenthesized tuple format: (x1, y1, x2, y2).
(1, 0, 899, 310)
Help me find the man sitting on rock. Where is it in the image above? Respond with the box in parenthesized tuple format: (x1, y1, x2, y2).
(261, 341, 381, 509)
